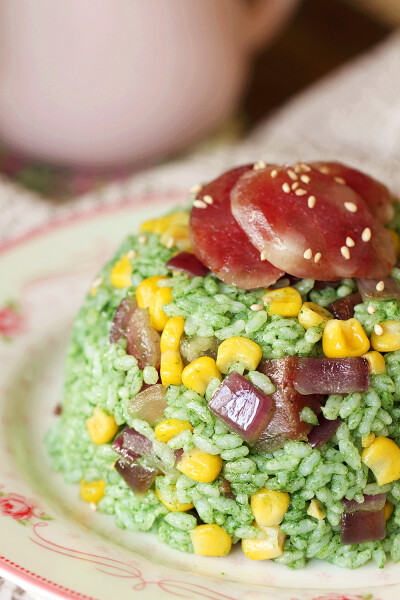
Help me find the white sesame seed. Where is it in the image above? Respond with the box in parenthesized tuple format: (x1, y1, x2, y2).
(319, 166, 331, 175)
(314, 252, 322, 263)
(376, 280, 385, 292)
(344, 202, 358, 213)
(127, 250, 137, 259)
(189, 183, 202, 194)
(253, 160, 266, 171)
(367, 305, 376, 314)
(303, 248, 313, 260)
(89, 502, 97, 512)
(203, 194, 214, 205)
(341, 246, 350, 259)
(271, 169, 278, 178)
(260, 250, 269, 261)
(334, 176, 346, 185)
(295, 188, 307, 196)
(138, 235, 147, 244)
(301, 163, 311, 172)
(308, 196, 316, 208)
(346, 237, 355, 247)
(300, 174, 310, 184)
(294, 165, 302, 174)
(166, 237, 175, 249)
(362, 227, 372, 242)
(292, 182, 299, 190)
(374, 324, 384, 336)
(262, 295, 272, 303)
(193, 199, 207, 209)
(250, 304, 264, 311)
(282, 183, 291, 193)
(287, 169, 298, 181)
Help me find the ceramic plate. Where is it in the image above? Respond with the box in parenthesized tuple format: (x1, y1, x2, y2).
(0, 193, 398, 600)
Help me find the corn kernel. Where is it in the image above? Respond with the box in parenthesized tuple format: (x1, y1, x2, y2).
(86, 407, 119, 445)
(177, 447, 223, 483)
(160, 317, 185, 352)
(242, 525, 285, 560)
(160, 349, 184, 386)
(307, 499, 326, 520)
(216, 337, 263, 374)
(262, 286, 302, 318)
(371, 321, 400, 353)
(362, 350, 386, 374)
(160, 224, 191, 252)
(181, 356, 222, 395)
(388, 229, 400, 260)
(322, 318, 370, 358)
(190, 524, 232, 557)
(362, 432, 376, 448)
(385, 501, 394, 522)
(80, 479, 106, 504)
(155, 484, 194, 512)
(251, 489, 290, 527)
(298, 302, 333, 330)
(136, 276, 167, 309)
(110, 254, 132, 288)
(362, 436, 400, 485)
(154, 419, 193, 443)
(149, 287, 173, 331)
(140, 211, 189, 235)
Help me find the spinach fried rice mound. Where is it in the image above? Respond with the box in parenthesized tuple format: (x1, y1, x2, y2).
(46, 161, 400, 569)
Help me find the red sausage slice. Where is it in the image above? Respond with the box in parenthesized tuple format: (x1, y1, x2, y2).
(310, 161, 395, 224)
(231, 164, 396, 281)
(189, 166, 284, 289)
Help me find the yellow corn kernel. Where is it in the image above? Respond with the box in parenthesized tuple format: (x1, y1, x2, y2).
(136, 276, 167, 310)
(216, 337, 263, 375)
(80, 479, 106, 504)
(190, 524, 232, 557)
(110, 254, 133, 288)
(242, 525, 285, 560)
(307, 499, 326, 520)
(86, 407, 119, 445)
(262, 287, 302, 318)
(385, 501, 394, 522)
(388, 229, 400, 260)
(160, 349, 184, 386)
(250, 489, 290, 527)
(149, 287, 173, 331)
(362, 432, 376, 448)
(362, 350, 386, 375)
(140, 211, 189, 235)
(371, 321, 400, 353)
(298, 302, 333, 330)
(160, 224, 191, 252)
(322, 318, 370, 358)
(181, 356, 222, 395)
(155, 484, 194, 512)
(160, 317, 185, 352)
(177, 447, 223, 483)
(154, 419, 193, 443)
(362, 436, 400, 485)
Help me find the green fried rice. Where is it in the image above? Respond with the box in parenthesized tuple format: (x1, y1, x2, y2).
(46, 201, 400, 570)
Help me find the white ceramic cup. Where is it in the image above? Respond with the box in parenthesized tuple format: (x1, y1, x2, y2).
(0, 0, 298, 167)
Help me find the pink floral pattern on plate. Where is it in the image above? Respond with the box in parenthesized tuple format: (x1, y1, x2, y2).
(0, 485, 52, 525)
(0, 303, 25, 339)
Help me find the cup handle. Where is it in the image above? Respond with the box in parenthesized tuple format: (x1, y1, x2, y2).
(243, 0, 300, 53)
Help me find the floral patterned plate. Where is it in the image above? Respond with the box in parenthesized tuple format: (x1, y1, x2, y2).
(0, 194, 398, 600)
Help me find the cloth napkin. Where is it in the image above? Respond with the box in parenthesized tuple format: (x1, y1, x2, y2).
(1, 30, 399, 600)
